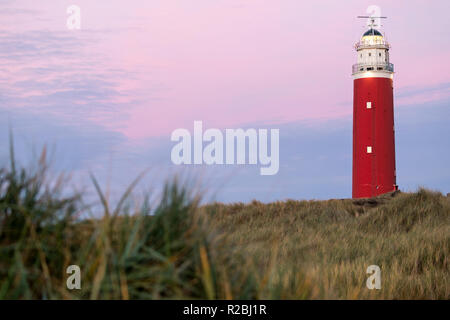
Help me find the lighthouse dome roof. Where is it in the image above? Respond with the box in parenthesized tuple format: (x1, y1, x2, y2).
(363, 29, 383, 37)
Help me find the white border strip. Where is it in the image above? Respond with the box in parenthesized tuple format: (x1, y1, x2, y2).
(353, 71, 394, 79)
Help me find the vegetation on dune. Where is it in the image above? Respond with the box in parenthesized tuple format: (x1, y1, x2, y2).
(207, 190, 449, 299)
(0, 144, 449, 299)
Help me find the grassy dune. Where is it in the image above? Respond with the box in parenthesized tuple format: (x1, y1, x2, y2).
(206, 191, 449, 299)
(0, 147, 449, 299)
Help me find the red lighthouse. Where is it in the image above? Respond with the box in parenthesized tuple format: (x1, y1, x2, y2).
(352, 19, 398, 198)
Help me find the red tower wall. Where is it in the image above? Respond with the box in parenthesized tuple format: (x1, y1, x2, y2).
(352, 76, 397, 198)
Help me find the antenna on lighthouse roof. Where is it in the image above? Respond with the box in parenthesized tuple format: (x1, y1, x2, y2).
(357, 16, 387, 30)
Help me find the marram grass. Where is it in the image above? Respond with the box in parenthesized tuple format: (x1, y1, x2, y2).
(0, 145, 448, 299)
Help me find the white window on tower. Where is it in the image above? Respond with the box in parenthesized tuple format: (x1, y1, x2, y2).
(367, 146, 373, 154)
(366, 102, 372, 109)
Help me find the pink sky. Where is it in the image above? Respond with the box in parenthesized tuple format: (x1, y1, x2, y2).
(1, 0, 449, 202)
(2, 0, 450, 139)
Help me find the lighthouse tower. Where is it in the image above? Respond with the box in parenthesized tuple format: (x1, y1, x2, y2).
(352, 19, 398, 198)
